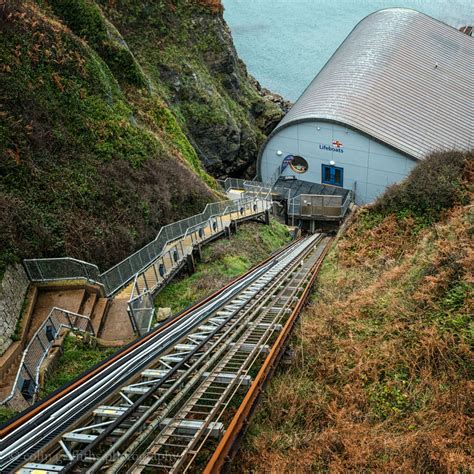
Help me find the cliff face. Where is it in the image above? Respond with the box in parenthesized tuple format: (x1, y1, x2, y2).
(0, 0, 287, 273)
(95, 0, 289, 177)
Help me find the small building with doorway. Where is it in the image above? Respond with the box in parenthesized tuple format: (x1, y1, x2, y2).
(257, 8, 473, 204)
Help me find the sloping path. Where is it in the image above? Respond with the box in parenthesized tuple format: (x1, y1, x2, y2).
(115, 204, 267, 301)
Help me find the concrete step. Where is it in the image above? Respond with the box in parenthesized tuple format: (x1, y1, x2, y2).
(79, 292, 97, 317)
(90, 297, 109, 336)
(0, 353, 23, 397)
(99, 299, 134, 342)
(115, 285, 133, 300)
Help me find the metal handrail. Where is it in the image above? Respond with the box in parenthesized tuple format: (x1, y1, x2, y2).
(126, 193, 272, 335)
(1, 307, 94, 408)
(125, 196, 268, 297)
(287, 192, 351, 218)
(20, 188, 272, 340)
(220, 177, 274, 193)
(22, 187, 272, 298)
(23, 258, 102, 288)
(99, 193, 271, 295)
(119, 194, 265, 296)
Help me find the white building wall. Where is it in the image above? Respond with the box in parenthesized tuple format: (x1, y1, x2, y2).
(260, 121, 417, 204)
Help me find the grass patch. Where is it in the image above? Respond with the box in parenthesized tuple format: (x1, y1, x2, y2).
(237, 152, 473, 472)
(40, 332, 116, 397)
(0, 407, 17, 425)
(154, 220, 291, 316)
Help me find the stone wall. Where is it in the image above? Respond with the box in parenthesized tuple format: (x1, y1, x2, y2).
(0, 264, 30, 355)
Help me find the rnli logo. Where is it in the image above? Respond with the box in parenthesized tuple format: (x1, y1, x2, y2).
(319, 140, 344, 153)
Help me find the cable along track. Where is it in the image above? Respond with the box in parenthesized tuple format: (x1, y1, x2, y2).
(1, 234, 330, 473)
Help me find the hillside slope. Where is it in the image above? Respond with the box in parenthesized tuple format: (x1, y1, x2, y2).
(0, 0, 286, 273)
(237, 151, 473, 472)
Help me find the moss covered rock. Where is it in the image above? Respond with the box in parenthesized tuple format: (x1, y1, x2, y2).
(95, 0, 289, 177)
(0, 0, 287, 274)
(0, 1, 216, 273)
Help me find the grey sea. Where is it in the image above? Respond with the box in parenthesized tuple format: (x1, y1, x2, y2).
(222, 0, 474, 101)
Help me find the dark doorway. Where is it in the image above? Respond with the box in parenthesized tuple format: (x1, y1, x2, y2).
(321, 164, 343, 187)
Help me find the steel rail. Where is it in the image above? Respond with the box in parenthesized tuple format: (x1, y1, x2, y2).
(2, 236, 294, 440)
(1, 236, 328, 473)
(65, 236, 319, 472)
(0, 238, 305, 472)
(184, 245, 324, 471)
(105, 236, 323, 473)
(2, 260, 284, 471)
(144, 238, 325, 473)
(70, 273, 286, 472)
(204, 236, 333, 473)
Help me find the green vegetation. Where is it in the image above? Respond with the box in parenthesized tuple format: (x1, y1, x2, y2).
(0, 1, 282, 275)
(0, 1, 219, 275)
(373, 150, 470, 222)
(40, 332, 116, 397)
(0, 407, 18, 425)
(35, 221, 289, 401)
(95, 0, 284, 176)
(47, 0, 147, 87)
(238, 151, 473, 472)
(155, 220, 291, 315)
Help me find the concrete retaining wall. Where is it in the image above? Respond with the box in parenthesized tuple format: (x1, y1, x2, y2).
(0, 264, 29, 355)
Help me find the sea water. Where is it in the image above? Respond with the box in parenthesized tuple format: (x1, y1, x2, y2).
(222, 0, 473, 101)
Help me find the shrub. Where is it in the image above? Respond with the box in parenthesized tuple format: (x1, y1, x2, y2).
(195, 0, 224, 14)
(48, 0, 108, 45)
(48, 0, 147, 86)
(373, 150, 472, 221)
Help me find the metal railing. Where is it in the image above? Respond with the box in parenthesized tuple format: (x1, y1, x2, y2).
(21, 187, 273, 339)
(127, 191, 273, 335)
(219, 177, 275, 193)
(288, 192, 353, 220)
(1, 307, 94, 408)
(104, 189, 271, 297)
(23, 258, 102, 289)
(23, 187, 272, 298)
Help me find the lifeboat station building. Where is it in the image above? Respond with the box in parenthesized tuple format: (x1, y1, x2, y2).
(258, 8, 473, 204)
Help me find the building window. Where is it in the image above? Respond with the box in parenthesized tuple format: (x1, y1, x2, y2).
(289, 155, 308, 174)
(321, 164, 344, 187)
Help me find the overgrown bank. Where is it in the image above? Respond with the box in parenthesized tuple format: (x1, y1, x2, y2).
(40, 332, 116, 398)
(0, 0, 287, 276)
(0, 332, 115, 425)
(237, 151, 473, 472)
(155, 219, 291, 316)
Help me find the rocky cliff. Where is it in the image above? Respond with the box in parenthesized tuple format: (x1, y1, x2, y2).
(0, 0, 288, 274)
(94, 0, 289, 177)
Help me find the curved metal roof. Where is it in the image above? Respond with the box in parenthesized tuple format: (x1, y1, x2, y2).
(270, 8, 474, 160)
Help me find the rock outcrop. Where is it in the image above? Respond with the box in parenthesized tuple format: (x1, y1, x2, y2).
(96, 0, 290, 178)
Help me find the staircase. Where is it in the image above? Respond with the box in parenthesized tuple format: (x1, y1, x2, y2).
(0, 287, 111, 406)
(77, 290, 110, 337)
(0, 353, 22, 400)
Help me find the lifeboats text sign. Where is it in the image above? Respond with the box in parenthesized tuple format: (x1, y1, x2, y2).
(320, 140, 344, 153)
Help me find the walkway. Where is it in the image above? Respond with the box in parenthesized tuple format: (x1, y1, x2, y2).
(115, 200, 269, 301)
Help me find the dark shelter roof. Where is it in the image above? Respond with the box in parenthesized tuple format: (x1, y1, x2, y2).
(273, 177, 350, 200)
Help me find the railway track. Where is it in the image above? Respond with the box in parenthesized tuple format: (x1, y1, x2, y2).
(0, 234, 331, 473)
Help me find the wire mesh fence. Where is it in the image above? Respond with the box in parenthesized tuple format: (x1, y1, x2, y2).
(21, 187, 272, 338)
(1, 308, 94, 408)
(127, 194, 272, 335)
(23, 188, 272, 298)
(288, 192, 353, 219)
(23, 258, 101, 286)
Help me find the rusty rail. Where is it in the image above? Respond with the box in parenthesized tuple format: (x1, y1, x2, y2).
(205, 237, 332, 473)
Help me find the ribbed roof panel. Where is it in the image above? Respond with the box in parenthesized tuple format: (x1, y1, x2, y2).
(273, 9, 473, 160)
